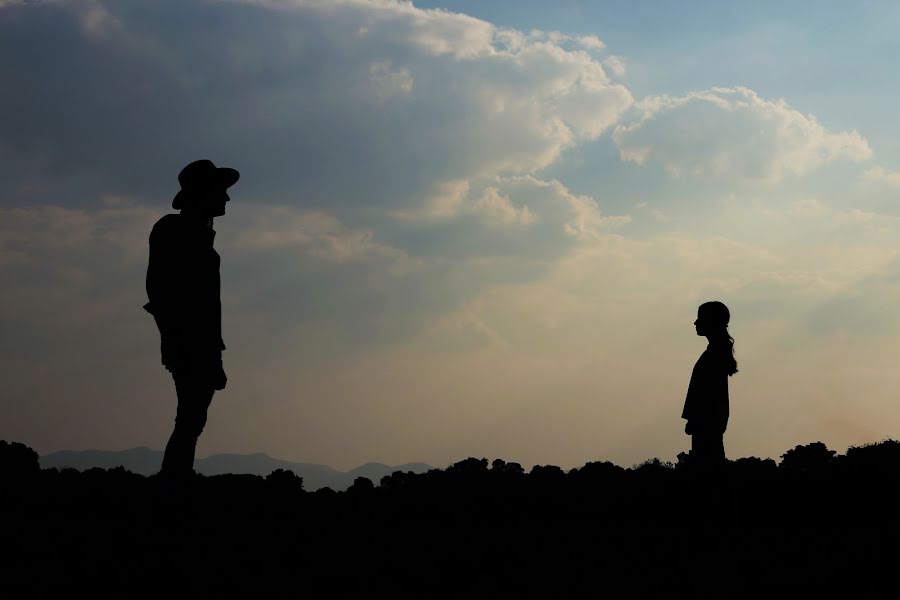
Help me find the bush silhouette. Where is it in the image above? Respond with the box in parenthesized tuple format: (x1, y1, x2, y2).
(266, 468, 304, 493)
(348, 476, 375, 494)
(0, 440, 39, 480)
(633, 457, 675, 473)
(730, 456, 777, 476)
(5, 437, 900, 595)
(529, 464, 566, 484)
(843, 439, 900, 472)
(780, 441, 835, 473)
(447, 457, 489, 474)
(491, 458, 524, 475)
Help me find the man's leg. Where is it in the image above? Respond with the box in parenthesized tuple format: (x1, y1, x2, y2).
(691, 430, 726, 468)
(161, 372, 215, 476)
(711, 433, 725, 463)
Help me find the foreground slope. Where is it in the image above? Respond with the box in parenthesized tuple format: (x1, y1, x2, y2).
(5, 440, 900, 597)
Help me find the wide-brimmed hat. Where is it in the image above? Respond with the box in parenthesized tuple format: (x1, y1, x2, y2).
(172, 159, 240, 209)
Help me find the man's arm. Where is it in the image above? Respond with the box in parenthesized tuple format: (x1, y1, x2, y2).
(146, 218, 189, 370)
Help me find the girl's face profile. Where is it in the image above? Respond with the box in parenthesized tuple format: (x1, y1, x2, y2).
(695, 304, 729, 337)
(694, 310, 709, 336)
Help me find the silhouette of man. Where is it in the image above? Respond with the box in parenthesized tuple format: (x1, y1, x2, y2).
(145, 159, 239, 477)
(682, 301, 738, 469)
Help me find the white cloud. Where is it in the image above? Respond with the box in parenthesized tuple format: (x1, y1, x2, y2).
(602, 55, 626, 77)
(236, 205, 406, 262)
(389, 175, 629, 254)
(575, 34, 605, 50)
(531, 30, 606, 52)
(0, 0, 633, 215)
(369, 60, 414, 99)
(497, 176, 630, 240)
(390, 179, 471, 221)
(245, 0, 498, 59)
(862, 165, 900, 188)
(613, 87, 872, 181)
(393, 180, 536, 226)
(474, 186, 536, 225)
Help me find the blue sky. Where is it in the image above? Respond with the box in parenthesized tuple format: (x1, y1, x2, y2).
(3, 0, 900, 470)
(418, 0, 900, 148)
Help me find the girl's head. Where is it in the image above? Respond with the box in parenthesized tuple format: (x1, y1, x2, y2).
(694, 301, 730, 337)
(695, 301, 738, 376)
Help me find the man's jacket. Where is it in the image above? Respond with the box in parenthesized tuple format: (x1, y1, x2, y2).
(144, 214, 225, 373)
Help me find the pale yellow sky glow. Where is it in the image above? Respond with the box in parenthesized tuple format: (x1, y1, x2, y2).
(3, 0, 900, 470)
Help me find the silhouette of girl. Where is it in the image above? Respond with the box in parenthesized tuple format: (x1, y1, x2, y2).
(681, 301, 738, 467)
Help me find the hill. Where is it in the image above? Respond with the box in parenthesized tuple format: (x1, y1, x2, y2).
(40, 447, 431, 490)
(8, 439, 900, 596)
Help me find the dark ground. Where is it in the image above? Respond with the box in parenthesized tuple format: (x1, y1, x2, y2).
(4, 440, 900, 598)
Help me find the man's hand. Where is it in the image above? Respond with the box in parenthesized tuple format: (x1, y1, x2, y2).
(160, 335, 188, 372)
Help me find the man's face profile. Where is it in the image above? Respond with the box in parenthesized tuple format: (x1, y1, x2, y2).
(208, 188, 229, 217)
(187, 188, 229, 218)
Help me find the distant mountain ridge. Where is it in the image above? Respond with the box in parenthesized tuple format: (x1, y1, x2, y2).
(39, 448, 432, 491)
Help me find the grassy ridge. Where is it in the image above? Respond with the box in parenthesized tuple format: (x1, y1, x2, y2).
(3, 439, 900, 597)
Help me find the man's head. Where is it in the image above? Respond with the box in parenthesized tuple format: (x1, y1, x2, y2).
(173, 159, 240, 218)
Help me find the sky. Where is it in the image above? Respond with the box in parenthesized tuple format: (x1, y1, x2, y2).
(3, 0, 900, 470)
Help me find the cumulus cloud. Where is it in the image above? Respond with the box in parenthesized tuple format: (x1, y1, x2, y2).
(0, 0, 633, 212)
(602, 55, 626, 77)
(473, 187, 536, 226)
(390, 180, 537, 226)
(387, 175, 629, 261)
(531, 29, 606, 51)
(368, 60, 415, 99)
(613, 87, 872, 181)
(390, 179, 471, 221)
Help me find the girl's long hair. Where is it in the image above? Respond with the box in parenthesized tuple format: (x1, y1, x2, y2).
(700, 301, 738, 376)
